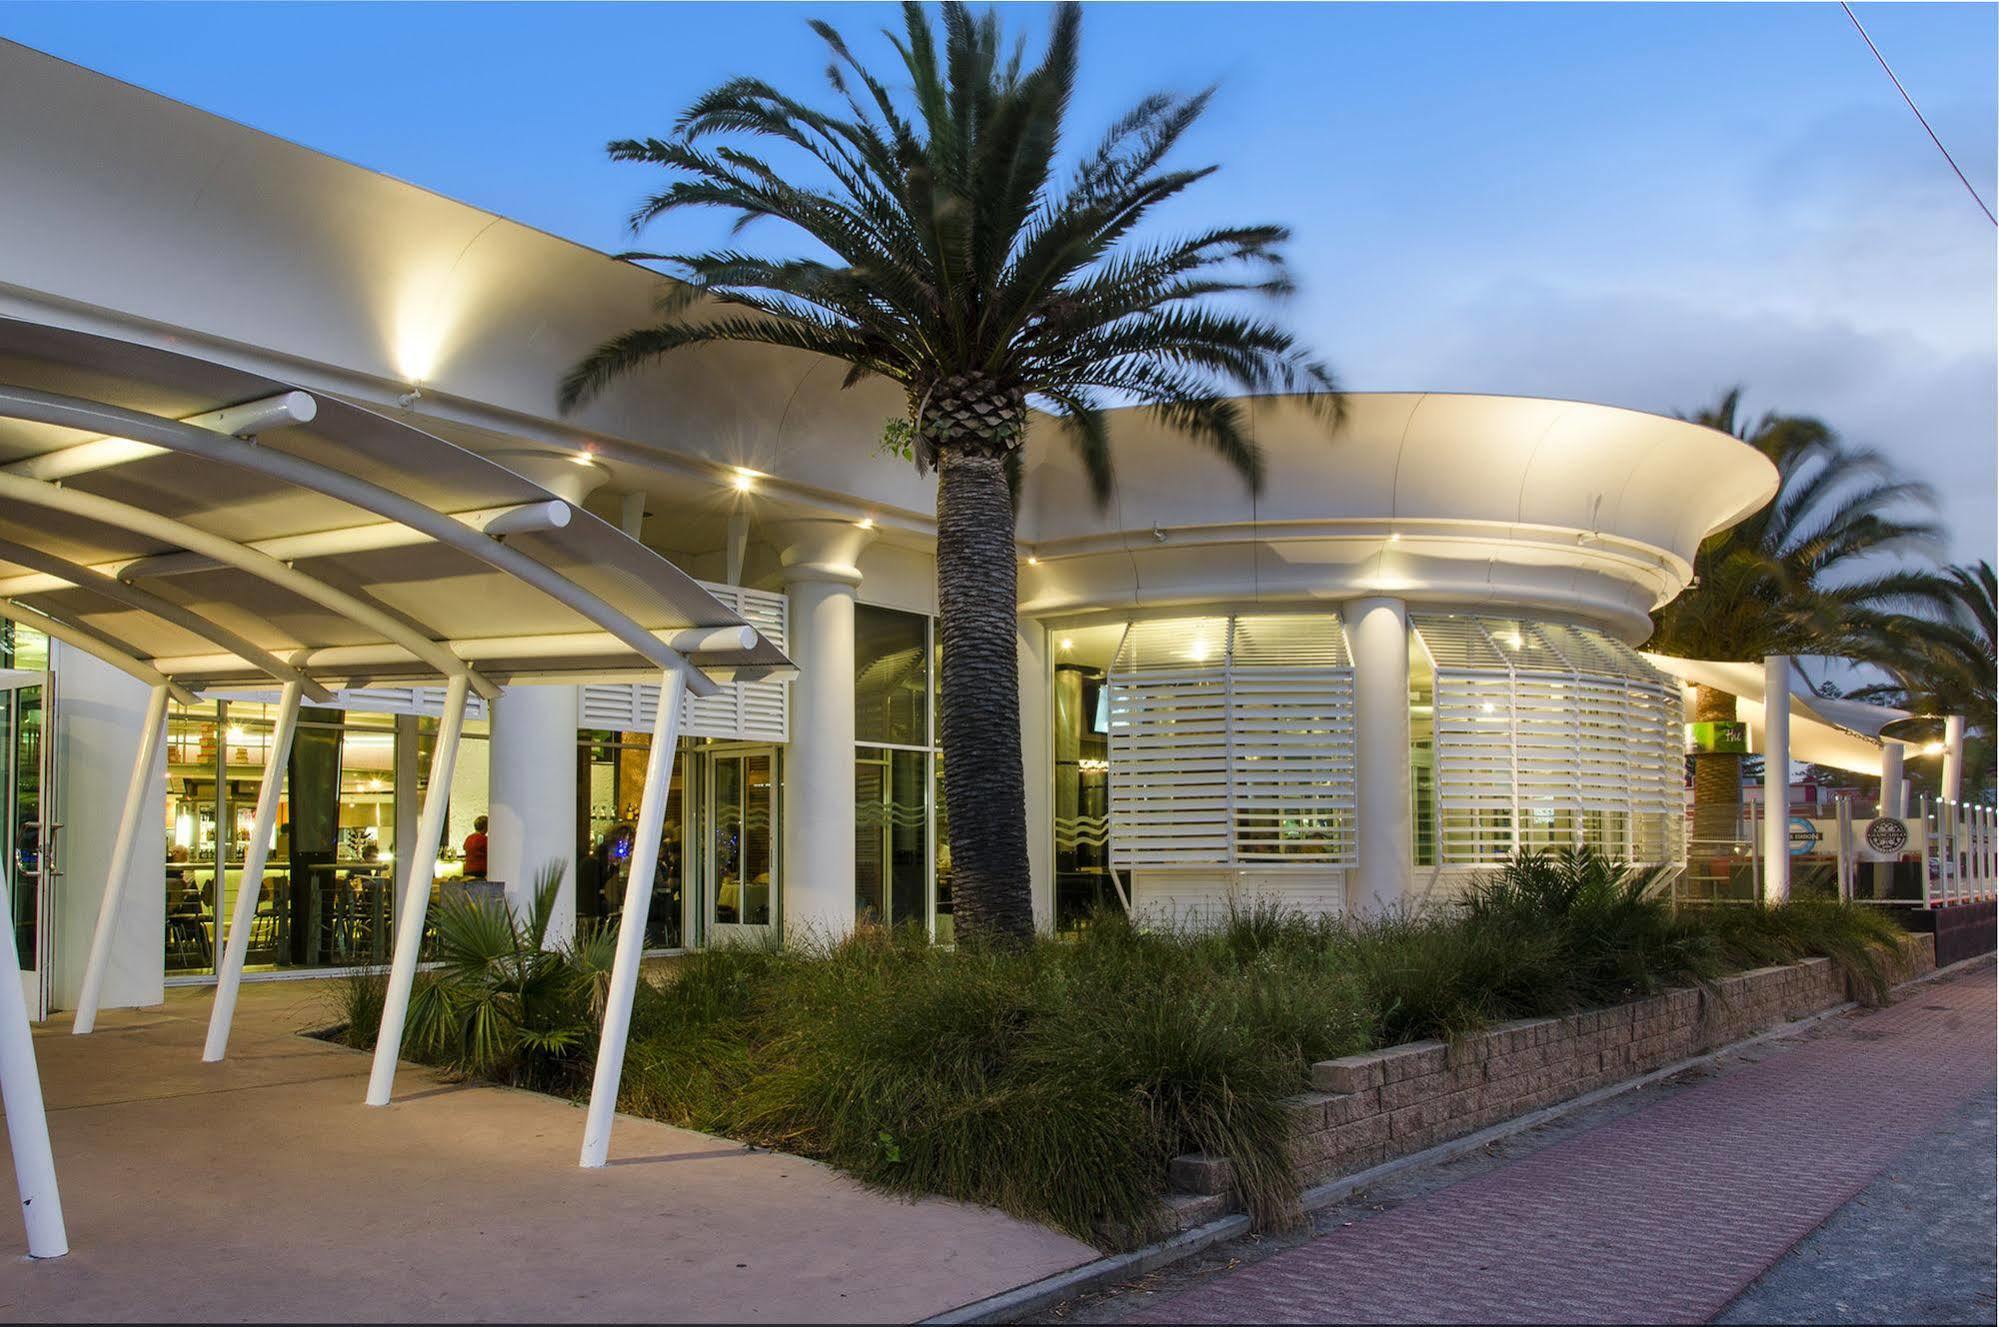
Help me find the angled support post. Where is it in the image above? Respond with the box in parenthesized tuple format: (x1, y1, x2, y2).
(0, 866, 65, 1257)
(72, 683, 170, 1034)
(203, 679, 303, 1062)
(367, 672, 470, 1105)
(580, 664, 686, 1168)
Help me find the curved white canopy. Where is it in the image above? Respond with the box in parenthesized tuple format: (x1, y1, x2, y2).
(0, 319, 788, 699)
(1641, 653, 1912, 777)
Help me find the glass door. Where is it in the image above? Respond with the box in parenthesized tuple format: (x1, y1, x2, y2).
(706, 748, 776, 945)
(0, 669, 53, 1019)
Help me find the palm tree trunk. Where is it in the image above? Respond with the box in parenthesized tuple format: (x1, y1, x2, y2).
(934, 446, 1034, 946)
(1690, 683, 1743, 844)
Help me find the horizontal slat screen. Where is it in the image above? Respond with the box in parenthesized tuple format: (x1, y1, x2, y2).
(1108, 613, 1355, 869)
(580, 581, 790, 742)
(1416, 614, 1682, 867)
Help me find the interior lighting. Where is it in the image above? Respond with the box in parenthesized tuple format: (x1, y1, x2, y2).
(1387, 532, 1401, 543)
(730, 467, 758, 493)
(1060, 637, 1074, 652)
(1026, 555, 1040, 565)
(855, 518, 874, 530)
(1922, 741, 1946, 756)
(1481, 703, 1496, 714)
(1186, 639, 1211, 663)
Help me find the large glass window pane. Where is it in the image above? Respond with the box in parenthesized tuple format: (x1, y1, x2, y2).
(164, 701, 222, 975)
(855, 605, 929, 747)
(855, 745, 927, 928)
(577, 730, 684, 948)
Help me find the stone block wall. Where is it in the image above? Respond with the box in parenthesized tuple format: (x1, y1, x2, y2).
(1167, 933, 1938, 1212)
(1281, 934, 1935, 1187)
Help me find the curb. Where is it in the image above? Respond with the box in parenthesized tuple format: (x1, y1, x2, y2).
(919, 950, 1994, 1326)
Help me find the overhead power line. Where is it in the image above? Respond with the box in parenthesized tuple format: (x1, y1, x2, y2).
(1839, 1, 1997, 227)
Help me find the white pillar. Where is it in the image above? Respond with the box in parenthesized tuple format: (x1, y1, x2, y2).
(1878, 740, 1906, 818)
(489, 683, 579, 946)
(1349, 597, 1412, 914)
(1018, 618, 1054, 933)
(1941, 714, 1964, 804)
(71, 684, 169, 1035)
(775, 520, 872, 946)
(0, 862, 64, 1257)
(366, 672, 469, 1106)
(1762, 655, 1791, 904)
(580, 665, 686, 1168)
(204, 680, 303, 1062)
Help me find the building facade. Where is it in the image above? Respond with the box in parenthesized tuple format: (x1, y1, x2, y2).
(0, 41, 1780, 1019)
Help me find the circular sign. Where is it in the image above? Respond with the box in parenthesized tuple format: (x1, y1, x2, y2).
(1865, 817, 1909, 855)
(1787, 817, 1820, 855)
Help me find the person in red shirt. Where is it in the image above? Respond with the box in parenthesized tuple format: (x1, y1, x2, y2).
(462, 815, 489, 880)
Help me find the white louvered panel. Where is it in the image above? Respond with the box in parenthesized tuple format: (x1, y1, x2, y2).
(1107, 660, 1232, 866)
(1414, 615, 1687, 867)
(216, 686, 489, 721)
(1107, 613, 1355, 870)
(579, 682, 645, 731)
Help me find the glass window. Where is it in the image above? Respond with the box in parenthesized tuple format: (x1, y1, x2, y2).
(856, 745, 928, 929)
(576, 730, 685, 949)
(164, 701, 223, 976)
(1410, 635, 1437, 868)
(855, 605, 929, 747)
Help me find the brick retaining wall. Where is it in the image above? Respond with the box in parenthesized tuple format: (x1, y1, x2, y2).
(1169, 934, 1936, 1210)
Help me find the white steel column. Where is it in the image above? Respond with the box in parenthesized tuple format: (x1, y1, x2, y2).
(71, 683, 169, 1034)
(1941, 714, 1964, 803)
(203, 679, 302, 1062)
(0, 862, 64, 1257)
(366, 672, 469, 1106)
(490, 683, 580, 945)
(579, 665, 686, 1168)
(775, 520, 872, 946)
(1349, 597, 1412, 914)
(1762, 655, 1791, 903)
(1878, 740, 1906, 817)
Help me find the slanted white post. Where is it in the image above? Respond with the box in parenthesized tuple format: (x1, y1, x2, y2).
(367, 672, 470, 1106)
(0, 865, 65, 1257)
(203, 679, 303, 1062)
(580, 664, 685, 1168)
(1761, 655, 1791, 904)
(72, 683, 170, 1034)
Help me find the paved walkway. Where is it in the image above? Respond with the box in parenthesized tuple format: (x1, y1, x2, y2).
(0, 983, 1094, 1322)
(1130, 965, 1996, 1325)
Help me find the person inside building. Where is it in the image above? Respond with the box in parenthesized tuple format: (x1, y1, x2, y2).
(462, 815, 489, 881)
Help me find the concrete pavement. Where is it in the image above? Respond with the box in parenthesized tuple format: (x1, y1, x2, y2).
(0, 982, 1095, 1322)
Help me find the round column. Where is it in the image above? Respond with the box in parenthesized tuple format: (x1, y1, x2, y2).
(1349, 597, 1412, 914)
(774, 519, 874, 947)
(1942, 714, 1965, 804)
(1762, 654, 1792, 903)
(1878, 740, 1906, 818)
(490, 685, 579, 943)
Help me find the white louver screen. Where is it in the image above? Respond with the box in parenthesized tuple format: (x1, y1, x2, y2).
(215, 686, 491, 722)
(1107, 613, 1355, 870)
(1415, 615, 1682, 866)
(579, 582, 789, 742)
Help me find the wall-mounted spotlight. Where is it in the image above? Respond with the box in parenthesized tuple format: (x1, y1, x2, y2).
(396, 386, 423, 410)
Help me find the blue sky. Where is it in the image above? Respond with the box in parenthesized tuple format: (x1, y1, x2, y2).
(3, 1, 1993, 562)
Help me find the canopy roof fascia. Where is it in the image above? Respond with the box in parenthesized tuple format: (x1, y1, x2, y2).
(1641, 653, 1913, 777)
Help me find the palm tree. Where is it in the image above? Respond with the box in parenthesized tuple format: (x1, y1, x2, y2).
(1853, 561, 1997, 799)
(1646, 388, 1945, 842)
(559, 3, 1337, 945)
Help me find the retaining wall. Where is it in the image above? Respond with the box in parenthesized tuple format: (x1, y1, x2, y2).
(1169, 934, 1936, 1209)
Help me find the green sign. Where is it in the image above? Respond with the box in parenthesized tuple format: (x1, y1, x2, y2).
(1687, 720, 1748, 755)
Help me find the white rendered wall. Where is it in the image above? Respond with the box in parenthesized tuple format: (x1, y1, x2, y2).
(489, 685, 579, 943)
(51, 644, 165, 1015)
(1349, 598, 1413, 914)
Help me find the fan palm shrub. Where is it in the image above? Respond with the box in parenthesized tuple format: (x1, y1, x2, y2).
(1646, 388, 1946, 841)
(401, 862, 617, 1089)
(559, 2, 1338, 945)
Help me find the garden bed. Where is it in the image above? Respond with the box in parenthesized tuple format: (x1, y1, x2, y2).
(323, 851, 1917, 1251)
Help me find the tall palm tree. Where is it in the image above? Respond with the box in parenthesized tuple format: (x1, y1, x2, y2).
(1853, 561, 1997, 799)
(559, 3, 1336, 944)
(1646, 388, 1945, 842)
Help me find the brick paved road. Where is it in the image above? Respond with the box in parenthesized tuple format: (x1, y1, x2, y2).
(1128, 967, 1995, 1325)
